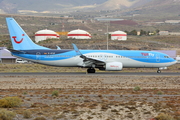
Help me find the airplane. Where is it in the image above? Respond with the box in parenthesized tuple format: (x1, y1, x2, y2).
(6, 17, 177, 73)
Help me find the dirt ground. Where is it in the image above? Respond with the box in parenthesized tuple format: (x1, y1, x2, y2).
(0, 75, 180, 120)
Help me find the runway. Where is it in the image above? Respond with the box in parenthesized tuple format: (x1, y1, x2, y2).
(0, 72, 179, 76)
(0, 71, 180, 90)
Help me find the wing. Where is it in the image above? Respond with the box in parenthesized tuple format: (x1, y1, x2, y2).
(72, 43, 105, 67)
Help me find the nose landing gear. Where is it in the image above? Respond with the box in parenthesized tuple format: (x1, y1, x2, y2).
(157, 70, 161, 73)
(157, 67, 167, 73)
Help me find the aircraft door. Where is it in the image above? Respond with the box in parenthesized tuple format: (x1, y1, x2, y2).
(156, 54, 160, 62)
(36, 52, 41, 60)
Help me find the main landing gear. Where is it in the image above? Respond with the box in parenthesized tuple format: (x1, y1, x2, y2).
(87, 68, 96, 73)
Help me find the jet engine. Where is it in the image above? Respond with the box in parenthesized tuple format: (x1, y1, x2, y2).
(105, 62, 123, 71)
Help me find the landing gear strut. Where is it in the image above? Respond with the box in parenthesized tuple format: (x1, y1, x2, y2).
(87, 68, 96, 73)
(157, 69, 161, 73)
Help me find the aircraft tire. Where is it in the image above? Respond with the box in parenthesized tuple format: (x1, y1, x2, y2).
(157, 70, 161, 73)
(87, 68, 95, 73)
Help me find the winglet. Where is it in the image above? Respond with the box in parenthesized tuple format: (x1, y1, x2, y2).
(56, 45, 61, 50)
(72, 43, 82, 56)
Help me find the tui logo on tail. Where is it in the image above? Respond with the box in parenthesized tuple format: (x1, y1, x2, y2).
(12, 34, 24, 44)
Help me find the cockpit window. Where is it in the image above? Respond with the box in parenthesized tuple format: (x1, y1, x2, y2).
(164, 56, 169, 58)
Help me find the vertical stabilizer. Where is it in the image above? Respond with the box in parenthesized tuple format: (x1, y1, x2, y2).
(6, 17, 49, 50)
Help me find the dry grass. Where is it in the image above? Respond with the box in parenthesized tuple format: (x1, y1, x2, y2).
(0, 109, 16, 120)
(155, 113, 176, 120)
(0, 64, 85, 73)
(0, 96, 21, 108)
(0, 88, 179, 119)
(23, 110, 32, 119)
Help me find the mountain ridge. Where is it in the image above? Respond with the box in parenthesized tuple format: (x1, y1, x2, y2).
(0, 0, 150, 13)
(0, 0, 180, 18)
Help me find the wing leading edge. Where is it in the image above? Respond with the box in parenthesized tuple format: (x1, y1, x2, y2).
(72, 43, 105, 67)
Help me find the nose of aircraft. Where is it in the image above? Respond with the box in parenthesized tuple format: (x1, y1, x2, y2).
(170, 58, 177, 65)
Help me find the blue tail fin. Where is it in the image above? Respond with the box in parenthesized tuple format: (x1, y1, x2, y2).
(6, 17, 49, 50)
